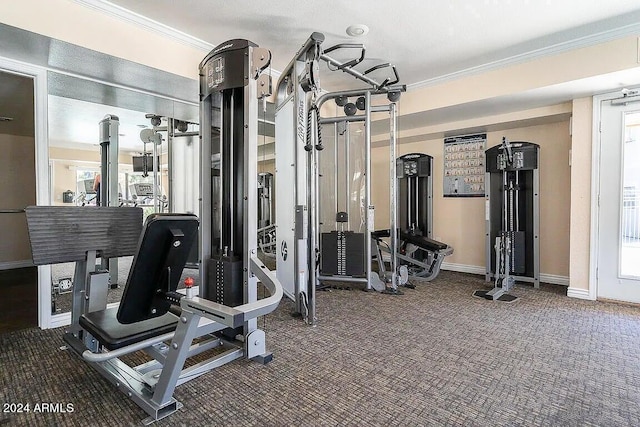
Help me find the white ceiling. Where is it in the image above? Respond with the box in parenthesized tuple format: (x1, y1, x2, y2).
(106, 0, 640, 87)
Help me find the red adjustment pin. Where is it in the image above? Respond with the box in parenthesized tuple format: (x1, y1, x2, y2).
(184, 277, 195, 299)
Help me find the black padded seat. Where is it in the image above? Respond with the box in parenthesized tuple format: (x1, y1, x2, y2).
(372, 229, 449, 252)
(399, 231, 449, 252)
(79, 307, 178, 351)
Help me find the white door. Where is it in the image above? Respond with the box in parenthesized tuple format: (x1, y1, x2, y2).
(597, 95, 640, 302)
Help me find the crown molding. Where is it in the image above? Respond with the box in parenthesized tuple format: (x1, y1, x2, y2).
(74, 0, 215, 52)
(77, 0, 636, 92)
(409, 21, 640, 90)
(73, 0, 282, 80)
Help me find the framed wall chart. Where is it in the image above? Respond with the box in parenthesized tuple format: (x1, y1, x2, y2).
(443, 133, 486, 197)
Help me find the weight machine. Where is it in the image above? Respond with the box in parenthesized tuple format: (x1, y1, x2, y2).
(374, 153, 453, 281)
(98, 115, 121, 286)
(275, 32, 406, 325)
(125, 182, 168, 212)
(474, 137, 540, 301)
(25, 38, 283, 424)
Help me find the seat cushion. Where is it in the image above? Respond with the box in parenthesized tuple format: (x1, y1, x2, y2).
(400, 231, 449, 252)
(79, 307, 178, 351)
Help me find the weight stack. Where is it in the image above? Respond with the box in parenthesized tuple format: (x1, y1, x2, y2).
(206, 255, 243, 338)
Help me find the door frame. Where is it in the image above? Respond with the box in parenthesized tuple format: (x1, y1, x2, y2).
(0, 56, 51, 329)
(590, 88, 640, 301)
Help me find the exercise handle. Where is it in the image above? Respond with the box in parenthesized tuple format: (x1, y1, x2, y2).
(322, 43, 366, 70)
(363, 63, 400, 89)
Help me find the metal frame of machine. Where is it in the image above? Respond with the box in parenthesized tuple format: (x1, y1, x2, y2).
(480, 137, 540, 301)
(98, 115, 121, 286)
(25, 39, 283, 424)
(389, 153, 453, 281)
(274, 32, 406, 325)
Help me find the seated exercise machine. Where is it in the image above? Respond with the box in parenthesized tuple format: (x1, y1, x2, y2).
(474, 137, 540, 302)
(275, 32, 407, 324)
(25, 38, 283, 424)
(374, 153, 453, 282)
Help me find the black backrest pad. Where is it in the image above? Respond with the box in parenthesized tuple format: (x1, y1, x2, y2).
(25, 206, 143, 265)
(117, 214, 199, 324)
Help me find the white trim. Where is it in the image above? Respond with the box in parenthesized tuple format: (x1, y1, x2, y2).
(409, 21, 640, 90)
(50, 312, 71, 329)
(72, 0, 632, 90)
(71, 1, 276, 83)
(540, 273, 569, 287)
(590, 94, 604, 302)
(442, 262, 569, 286)
(0, 260, 34, 270)
(567, 287, 593, 300)
(74, 0, 214, 52)
(0, 56, 52, 330)
(441, 262, 484, 275)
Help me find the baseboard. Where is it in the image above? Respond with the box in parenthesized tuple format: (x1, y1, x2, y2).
(540, 273, 569, 287)
(442, 263, 569, 286)
(49, 312, 71, 329)
(567, 287, 594, 300)
(441, 262, 485, 275)
(0, 260, 34, 270)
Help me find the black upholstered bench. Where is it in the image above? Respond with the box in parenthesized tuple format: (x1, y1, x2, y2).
(79, 213, 198, 352)
(80, 308, 178, 351)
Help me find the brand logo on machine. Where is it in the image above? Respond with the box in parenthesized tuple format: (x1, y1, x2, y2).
(281, 240, 288, 261)
(213, 43, 234, 54)
(296, 99, 305, 144)
(404, 154, 421, 159)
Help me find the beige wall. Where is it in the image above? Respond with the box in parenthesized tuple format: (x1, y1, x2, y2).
(259, 159, 276, 176)
(50, 146, 100, 205)
(0, 134, 36, 264)
(49, 146, 147, 205)
(0, 0, 205, 80)
(569, 98, 594, 291)
(372, 119, 571, 277)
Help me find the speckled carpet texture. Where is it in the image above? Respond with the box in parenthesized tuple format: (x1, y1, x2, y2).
(2, 271, 640, 426)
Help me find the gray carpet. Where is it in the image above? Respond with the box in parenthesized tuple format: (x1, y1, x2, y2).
(2, 271, 640, 426)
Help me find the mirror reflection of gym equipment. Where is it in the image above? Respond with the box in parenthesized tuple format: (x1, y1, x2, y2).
(474, 137, 540, 302)
(129, 123, 166, 214)
(50, 112, 200, 314)
(257, 172, 276, 258)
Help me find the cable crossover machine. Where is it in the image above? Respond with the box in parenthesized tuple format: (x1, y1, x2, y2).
(275, 32, 416, 325)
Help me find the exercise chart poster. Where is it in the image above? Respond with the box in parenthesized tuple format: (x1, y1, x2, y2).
(443, 133, 486, 197)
